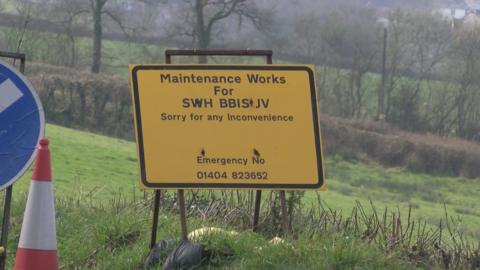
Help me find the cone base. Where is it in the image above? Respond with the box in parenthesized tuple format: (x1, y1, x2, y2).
(14, 248, 58, 270)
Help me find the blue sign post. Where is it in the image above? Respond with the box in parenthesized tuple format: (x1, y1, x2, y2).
(0, 59, 45, 190)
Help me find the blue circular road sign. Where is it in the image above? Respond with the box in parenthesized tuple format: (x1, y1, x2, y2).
(0, 60, 45, 190)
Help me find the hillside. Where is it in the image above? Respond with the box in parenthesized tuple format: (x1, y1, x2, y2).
(21, 62, 480, 180)
(12, 124, 477, 235)
(2, 0, 480, 267)
(3, 124, 478, 268)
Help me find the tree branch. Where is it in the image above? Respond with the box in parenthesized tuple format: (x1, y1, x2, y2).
(102, 9, 132, 38)
(205, 0, 244, 35)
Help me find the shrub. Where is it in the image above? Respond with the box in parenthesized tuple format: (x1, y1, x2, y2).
(321, 115, 480, 178)
(26, 63, 480, 178)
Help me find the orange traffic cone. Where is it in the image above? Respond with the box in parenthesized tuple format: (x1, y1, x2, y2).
(14, 139, 58, 270)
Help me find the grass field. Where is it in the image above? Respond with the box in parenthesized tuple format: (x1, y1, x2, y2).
(4, 26, 475, 144)
(314, 158, 480, 240)
(1, 14, 479, 269)
(2, 124, 478, 269)
(5, 193, 416, 269)
(38, 125, 480, 237)
(12, 124, 480, 237)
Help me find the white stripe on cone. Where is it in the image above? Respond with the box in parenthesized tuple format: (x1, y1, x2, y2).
(18, 180, 57, 250)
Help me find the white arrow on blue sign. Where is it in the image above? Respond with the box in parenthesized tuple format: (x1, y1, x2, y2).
(0, 60, 45, 190)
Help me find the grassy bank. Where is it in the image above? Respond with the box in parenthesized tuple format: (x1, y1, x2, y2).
(23, 124, 479, 237)
(4, 191, 416, 269)
(10, 124, 480, 233)
(2, 124, 478, 268)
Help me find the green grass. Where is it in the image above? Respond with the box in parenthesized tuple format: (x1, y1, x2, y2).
(14, 124, 140, 199)
(12, 124, 480, 237)
(198, 232, 414, 270)
(310, 156, 480, 240)
(4, 194, 417, 269)
(22, 124, 478, 237)
(3, 124, 478, 268)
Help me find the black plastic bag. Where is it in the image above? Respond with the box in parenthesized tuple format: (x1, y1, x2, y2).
(144, 239, 178, 269)
(163, 240, 210, 270)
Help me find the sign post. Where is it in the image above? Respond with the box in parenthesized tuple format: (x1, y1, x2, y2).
(0, 52, 44, 270)
(129, 50, 325, 246)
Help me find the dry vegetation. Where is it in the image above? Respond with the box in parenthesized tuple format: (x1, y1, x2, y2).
(141, 191, 480, 269)
(27, 63, 133, 139)
(322, 115, 480, 178)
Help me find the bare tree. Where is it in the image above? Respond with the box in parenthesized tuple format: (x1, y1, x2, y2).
(165, 0, 270, 63)
(52, 0, 88, 67)
(88, 0, 131, 73)
(318, 2, 378, 118)
(386, 10, 452, 131)
(448, 22, 480, 139)
(4, 0, 35, 54)
(293, 12, 323, 59)
(89, 0, 107, 73)
(383, 9, 414, 120)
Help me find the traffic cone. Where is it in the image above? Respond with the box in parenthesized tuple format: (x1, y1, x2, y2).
(14, 138, 58, 270)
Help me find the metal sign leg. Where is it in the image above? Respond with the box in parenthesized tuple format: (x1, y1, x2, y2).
(0, 185, 13, 270)
(149, 190, 161, 249)
(252, 190, 262, 232)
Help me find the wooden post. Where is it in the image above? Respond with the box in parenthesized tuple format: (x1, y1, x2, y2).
(252, 190, 262, 232)
(178, 190, 188, 240)
(279, 191, 289, 234)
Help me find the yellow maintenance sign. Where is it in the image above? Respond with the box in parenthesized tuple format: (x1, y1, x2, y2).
(129, 65, 325, 190)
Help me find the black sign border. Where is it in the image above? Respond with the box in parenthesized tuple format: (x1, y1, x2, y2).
(131, 65, 324, 189)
